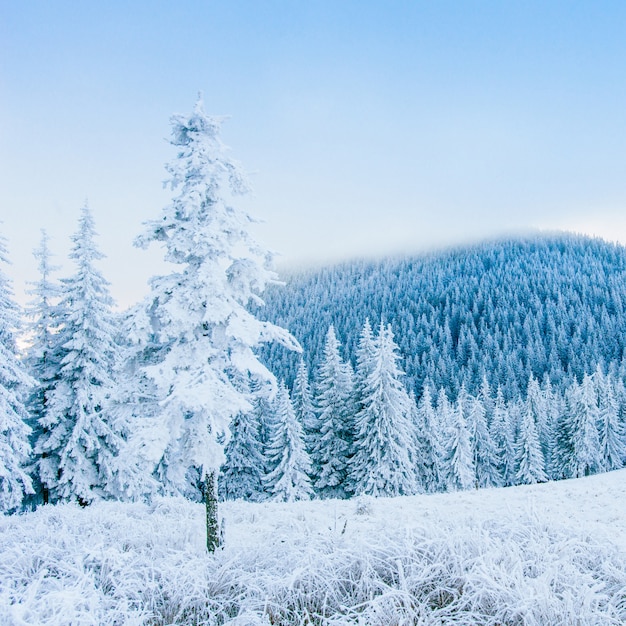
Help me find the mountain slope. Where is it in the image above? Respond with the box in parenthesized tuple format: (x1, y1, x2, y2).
(257, 234, 626, 400)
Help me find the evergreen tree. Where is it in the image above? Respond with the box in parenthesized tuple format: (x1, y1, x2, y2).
(434, 387, 455, 491)
(312, 325, 355, 499)
(292, 358, 317, 454)
(351, 323, 419, 497)
(414, 384, 439, 492)
(514, 401, 547, 484)
(466, 394, 501, 488)
(354, 318, 376, 405)
(489, 386, 516, 486)
(23, 231, 62, 504)
(596, 373, 625, 471)
(220, 404, 266, 502)
(0, 235, 34, 512)
(35, 206, 121, 505)
(441, 390, 475, 491)
(133, 100, 298, 548)
(264, 383, 313, 502)
(571, 374, 602, 477)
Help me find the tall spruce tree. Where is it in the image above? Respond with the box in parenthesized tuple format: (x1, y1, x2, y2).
(0, 235, 34, 512)
(35, 206, 121, 505)
(264, 383, 313, 502)
(351, 323, 419, 497)
(312, 325, 355, 499)
(133, 99, 298, 549)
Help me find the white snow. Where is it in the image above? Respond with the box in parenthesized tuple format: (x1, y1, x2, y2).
(2, 469, 626, 624)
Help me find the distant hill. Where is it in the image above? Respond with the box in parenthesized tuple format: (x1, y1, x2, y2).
(256, 234, 626, 400)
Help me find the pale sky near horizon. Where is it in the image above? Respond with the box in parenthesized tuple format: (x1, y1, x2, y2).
(2, 1, 626, 308)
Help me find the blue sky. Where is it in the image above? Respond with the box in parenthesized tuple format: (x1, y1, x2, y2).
(2, 1, 626, 307)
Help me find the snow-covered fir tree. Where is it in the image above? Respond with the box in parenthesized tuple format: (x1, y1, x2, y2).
(514, 400, 547, 484)
(0, 235, 34, 512)
(570, 374, 603, 478)
(595, 371, 626, 472)
(264, 383, 313, 502)
(414, 383, 439, 493)
(466, 394, 501, 488)
(23, 231, 62, 504)
(132, 99, 298, 546)
(351, 323, 418, 496)
(220, 399, 266, 502)
(489, 386, 516, 486)
(312, 325, 356, 499)
(441, 392, 475, 491)
(291, 358, 317, 455)
(35, 206, 121, 505)
(354, 318, 376, 406)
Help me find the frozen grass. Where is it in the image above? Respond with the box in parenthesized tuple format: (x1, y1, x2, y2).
(2, 471, 626, 625)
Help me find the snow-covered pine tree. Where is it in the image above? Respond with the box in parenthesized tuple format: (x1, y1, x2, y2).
(264, 382, 313, 502)
(441, 392, 475, 491)
(414, 383, 439, 493)
(595, 371, 625, 471)
(312, 325, 355, 499)
(23, 230, 62, 505)
(351, 323, 419, 497)
(489, 386, 516, 486)
(35, 205, 121, 505)
(514, 400, 547, 484)
(571, 374, 602, 477)
(466, 394, 501, 488)
(133, 99, 299, 549)
(0, 235, 34, 512)
(291, 358, 317, 455)
(434, 387, 455, 491)
(354, 318, 376, 406)
(220, 401, 266, 502)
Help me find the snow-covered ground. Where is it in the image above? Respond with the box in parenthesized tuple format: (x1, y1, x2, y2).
(3, 470, 626, 625)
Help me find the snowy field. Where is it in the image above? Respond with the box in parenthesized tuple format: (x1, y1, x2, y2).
(3, 471, 626, 625)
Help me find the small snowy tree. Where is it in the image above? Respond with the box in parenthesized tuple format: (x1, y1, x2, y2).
(312, 325, 356, 499)
(134, 99, 299, 549)
(351, 323, 418, 497)
(35, 206, 121, 505)
(0, 235, 34, 512)
(264, 383, 313, 502)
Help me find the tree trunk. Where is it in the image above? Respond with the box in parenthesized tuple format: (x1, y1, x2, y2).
(205, 469, 220, 552)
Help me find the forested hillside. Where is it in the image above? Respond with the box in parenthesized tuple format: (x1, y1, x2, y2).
(258, 234, 626, 401)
